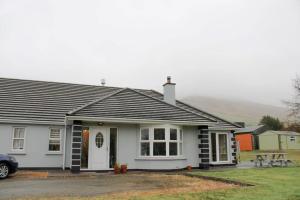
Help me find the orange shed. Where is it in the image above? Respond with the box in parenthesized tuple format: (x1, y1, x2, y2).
(236, 133, 253, 151)
(235, 125, 266, 151)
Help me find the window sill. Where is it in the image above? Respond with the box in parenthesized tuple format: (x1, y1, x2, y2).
(46, 152, 62, 155)
(210, 161, 231, 165)
(135, 157, 187, 161)
(8, 152, 26, 155)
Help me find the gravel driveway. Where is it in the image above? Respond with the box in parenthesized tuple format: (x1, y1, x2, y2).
(0, 171, 234, 200)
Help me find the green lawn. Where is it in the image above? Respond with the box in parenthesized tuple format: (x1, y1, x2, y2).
(238, 150, 300, 165)
(142, 167, 300, 200)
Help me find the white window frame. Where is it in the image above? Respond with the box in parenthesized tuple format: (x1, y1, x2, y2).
(139, 125, 183, 158)
(11, 127, 26, 152)
(209, 132, 231, 164)
(48, 128, 62, 153)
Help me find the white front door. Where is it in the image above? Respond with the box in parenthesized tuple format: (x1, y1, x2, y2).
(89, 127, 108, 170)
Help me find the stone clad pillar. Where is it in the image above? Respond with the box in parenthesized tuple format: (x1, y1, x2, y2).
(198, 126, 210, 169)
(231, 130, 238, 164)
(71, 120, 82, 173)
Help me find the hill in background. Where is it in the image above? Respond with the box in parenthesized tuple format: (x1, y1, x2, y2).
(181, 96, 290, 126)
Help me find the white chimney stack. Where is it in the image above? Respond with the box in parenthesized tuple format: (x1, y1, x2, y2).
(163, 76, 176, 105)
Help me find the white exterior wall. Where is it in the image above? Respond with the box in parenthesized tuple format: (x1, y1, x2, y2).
(1, 122, 235, 169)
(0, 123, 65, 168)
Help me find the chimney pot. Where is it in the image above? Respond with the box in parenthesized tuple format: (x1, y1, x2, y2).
(167, 76, 171, 83)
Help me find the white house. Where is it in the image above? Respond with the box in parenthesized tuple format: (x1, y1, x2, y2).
(0, 77, 240, 173)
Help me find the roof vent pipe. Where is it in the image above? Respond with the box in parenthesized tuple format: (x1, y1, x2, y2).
(163, 76, 176, 105)
(101, 79, 106, 86)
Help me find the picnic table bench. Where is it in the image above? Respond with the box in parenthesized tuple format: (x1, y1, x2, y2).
(254, 153, 288, 167)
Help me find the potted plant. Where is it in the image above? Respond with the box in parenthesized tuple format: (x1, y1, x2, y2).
(114, 163, 120, 174)
(120, 164, 128, 174)
(187, 165, 192, 171)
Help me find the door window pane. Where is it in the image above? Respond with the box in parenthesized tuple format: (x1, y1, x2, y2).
(170, 129, 177, 140)
(169, 142, 178, 156)
(81, 128, 89, 169)
(153, 142, 166, 156)
(95, 132, 104, 148)
(109, 128, 117, 168)
(154, 128, 165, 140)
(219, 134, 228, 161)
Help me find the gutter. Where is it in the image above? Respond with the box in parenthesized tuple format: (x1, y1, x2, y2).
(66, 116, 217, 126)
(0, 119, 64, 126)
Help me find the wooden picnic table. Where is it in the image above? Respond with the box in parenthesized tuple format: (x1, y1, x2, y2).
(254, 153, 288, 167)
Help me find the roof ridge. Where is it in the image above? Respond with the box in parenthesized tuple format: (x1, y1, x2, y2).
(0, 77, 157, 94)
(149, 89, 241, 128)
(0, 77, 123, 90)
(130, 88, 217, 123)
(67, 88, 127, 115)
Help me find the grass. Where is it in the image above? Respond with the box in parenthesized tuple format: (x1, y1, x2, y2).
(136, 168, 300, 200)
(238, 150, 300, 165)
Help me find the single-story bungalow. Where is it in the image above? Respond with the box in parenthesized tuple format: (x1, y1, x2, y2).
(235, 125, 266, 151)
(259, 131, 300, 150)
(0, 77, 240, 173)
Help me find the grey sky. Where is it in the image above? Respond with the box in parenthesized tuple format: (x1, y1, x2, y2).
(0, 0, 299, 107)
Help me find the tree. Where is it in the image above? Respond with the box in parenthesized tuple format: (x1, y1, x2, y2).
(259, 115, 283, 131)
(282, 122, 300, 133)
(285, 76, 300, 121)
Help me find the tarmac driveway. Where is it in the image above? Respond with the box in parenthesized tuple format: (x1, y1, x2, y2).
(0, 171, 234, 200)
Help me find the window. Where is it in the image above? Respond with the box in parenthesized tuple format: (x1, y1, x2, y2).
(12, 127, 25, 150)
(139, 126, 183, 157)
(290, 136, 296, 142)
(140, 128, 150, 156)
(49, 128, 61, 152)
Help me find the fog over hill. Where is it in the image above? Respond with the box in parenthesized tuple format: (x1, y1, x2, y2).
(181, 96, 290, 126)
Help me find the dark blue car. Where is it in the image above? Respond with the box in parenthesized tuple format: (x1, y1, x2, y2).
(0, 154, 18, 179)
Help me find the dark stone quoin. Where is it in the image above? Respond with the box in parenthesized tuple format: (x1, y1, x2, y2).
(198, 126, 210, 169)
(71, 120, 82, 173)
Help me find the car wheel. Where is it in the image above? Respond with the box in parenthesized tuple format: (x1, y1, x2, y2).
(0, 163, 10, 179)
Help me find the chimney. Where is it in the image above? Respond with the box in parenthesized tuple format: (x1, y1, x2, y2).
(163, 76, 176, 105)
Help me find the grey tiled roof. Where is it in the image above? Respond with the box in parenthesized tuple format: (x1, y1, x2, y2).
(70, 88, 216, 124)
(0, 77, 239, 128)
(138, 90, 240, 128)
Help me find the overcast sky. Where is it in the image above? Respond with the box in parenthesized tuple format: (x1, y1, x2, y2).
(0, 0, 299, 107)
